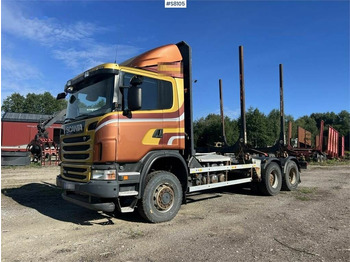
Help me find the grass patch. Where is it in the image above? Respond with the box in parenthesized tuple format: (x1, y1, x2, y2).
(295, 195, 311, 201)
(127, 228, 145, 239)
(2, 163, 43, 169)
(293, 187, 317, 201)
(2, 162, 61, 170)
(309, 159, 350, 166)
(298, 187, 317, 194)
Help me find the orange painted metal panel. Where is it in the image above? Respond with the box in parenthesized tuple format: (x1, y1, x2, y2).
(327, 126, 339, 158)
(297, 126, 312, 148)
(121, 44, 183, 78)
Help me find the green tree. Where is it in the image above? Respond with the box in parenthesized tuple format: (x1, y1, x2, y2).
(310, 112, 338, 130)
(336, 110, 350, 137)
(1, 93, 26, 113)
(245, 107, 269, 147)
(268, 109, 295, 145)
(194, 114, 224, 147)
(267, 109, 280, 145)
(194, 114, 239, 147)
(336, 110, 350, 150)
(225, 116, 239, 146)
(23, 93, 42, 113)
(2, 92, 67, 115)
(41, 92, 61, 114)
(193, 109, 349, 150)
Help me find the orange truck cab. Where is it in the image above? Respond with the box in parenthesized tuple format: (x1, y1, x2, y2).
(57, 42, 194, 222)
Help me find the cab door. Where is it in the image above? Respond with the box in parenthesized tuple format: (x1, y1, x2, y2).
(116, 72, 174, 162)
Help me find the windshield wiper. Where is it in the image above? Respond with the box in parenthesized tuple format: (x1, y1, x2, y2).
(64, 117, 76, 123)
(75, 114, 91, 120)
(65, 111, 107, 123)
(64, 114, 90, 123)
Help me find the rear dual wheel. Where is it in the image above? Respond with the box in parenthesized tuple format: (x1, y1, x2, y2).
(282, 161, 300, 191)
(259, 162, 282, 196)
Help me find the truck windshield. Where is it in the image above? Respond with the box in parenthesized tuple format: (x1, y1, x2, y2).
(65, 75, 116, 122)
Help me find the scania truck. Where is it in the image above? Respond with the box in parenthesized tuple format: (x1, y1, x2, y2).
(56, 42, 301, 223)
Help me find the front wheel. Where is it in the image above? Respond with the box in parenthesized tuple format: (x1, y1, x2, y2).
(259, 162, 282, 196)
(138, 171, 183, 223)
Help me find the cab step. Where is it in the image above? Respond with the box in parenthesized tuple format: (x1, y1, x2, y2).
(117, 197, 138, 213)
(120, 207, 135, 213)
(119, 191, 138, 196)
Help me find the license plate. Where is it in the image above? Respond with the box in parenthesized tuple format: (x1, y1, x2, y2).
(62, 181, 75, 190)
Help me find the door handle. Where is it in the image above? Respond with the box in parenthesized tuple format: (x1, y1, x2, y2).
(152, 129, 163, 138)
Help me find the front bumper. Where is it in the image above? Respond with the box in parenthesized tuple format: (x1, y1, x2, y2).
(61, 192, 115, 212)
(56, 175, 119, 212)
(56, 175, 119, 198)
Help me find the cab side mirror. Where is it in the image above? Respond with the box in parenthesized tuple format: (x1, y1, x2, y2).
(56, 92, 67, 100)
(128, 86, 142, 111)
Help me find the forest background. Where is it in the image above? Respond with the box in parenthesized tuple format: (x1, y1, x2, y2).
(2, 92, 349, 150)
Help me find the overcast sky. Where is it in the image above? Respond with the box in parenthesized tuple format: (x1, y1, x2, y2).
(2, 0, 349, 119)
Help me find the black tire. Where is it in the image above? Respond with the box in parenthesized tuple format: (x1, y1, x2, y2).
(138, 171, 183, 223)
(282, 161, 300, 191)
(259, 162, 282, 196)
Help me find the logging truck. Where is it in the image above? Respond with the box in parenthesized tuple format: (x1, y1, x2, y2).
(56, 42, 301, 223)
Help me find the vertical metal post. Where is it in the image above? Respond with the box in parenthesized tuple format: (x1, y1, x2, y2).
(239, 46, 247, 145)
(287, 121, 292, 146)
(341, 136, 345, 157)
(319, 120, 324, 152)
(279, 64, 286, 145)
(219, 79, 228, 145)
(335, 130, 339, 157)
(327, 128, 331, 156)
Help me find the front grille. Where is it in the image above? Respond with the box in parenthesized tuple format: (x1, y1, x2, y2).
(63, 166, 88, 181)
(61, 134, 92, 162)
(61, 133, 92, 182)
(64, 153, 89, 160)
(64, 166, 87, 173)
(63, 136, 90, 143)
(63, 145, 90, 151)
(64, 173, 87, 180)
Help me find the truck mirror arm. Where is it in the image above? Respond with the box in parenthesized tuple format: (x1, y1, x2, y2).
(119, 86, 131, 118)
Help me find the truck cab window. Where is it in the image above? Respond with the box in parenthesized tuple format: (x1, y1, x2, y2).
(123, 73, 173, 110)
(65, 75, 114, 120)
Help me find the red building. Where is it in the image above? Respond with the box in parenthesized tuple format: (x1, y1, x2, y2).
(1, 112, 63, 152)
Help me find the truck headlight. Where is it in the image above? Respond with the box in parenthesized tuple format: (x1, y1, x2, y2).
(91, 170, 117, 180)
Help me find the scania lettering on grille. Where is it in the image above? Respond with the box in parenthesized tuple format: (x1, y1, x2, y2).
(65, 122, 85, 135)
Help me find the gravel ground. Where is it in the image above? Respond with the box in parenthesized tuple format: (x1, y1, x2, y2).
(1, 165, 349, 262)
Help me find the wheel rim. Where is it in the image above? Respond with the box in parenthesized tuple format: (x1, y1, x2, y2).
(153, 183, 174, 212)
(269, 170, 279, 189)
(288, 167, 297, 185)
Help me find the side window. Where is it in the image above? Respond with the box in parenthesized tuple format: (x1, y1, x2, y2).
(123, 73, 173, 110)
(159, 80, 173, 109)
(141, 77, 158, 110)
